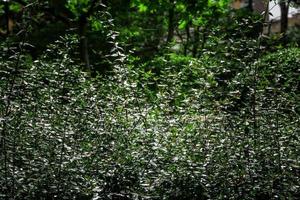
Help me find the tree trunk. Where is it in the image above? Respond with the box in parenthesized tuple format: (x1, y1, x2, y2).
(248, 0, 253, 11)
(166, 0, 175, 43)
(279, 1, 289, 34)
(79, 14, 90, 69)
(78, 0, 98, 70)
(184, 23, 190, 56)
(4, 1, 10, 35)
(199, 28, 207, 57)
(192, 26, 199, 57)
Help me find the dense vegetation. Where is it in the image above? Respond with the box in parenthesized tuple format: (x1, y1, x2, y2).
(0, 0, 299, 199)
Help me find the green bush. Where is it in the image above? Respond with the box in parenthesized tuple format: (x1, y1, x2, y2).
(0, 35, 299, 199)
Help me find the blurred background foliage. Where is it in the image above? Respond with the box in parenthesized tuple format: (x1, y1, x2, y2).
(0, 0, 299, 199)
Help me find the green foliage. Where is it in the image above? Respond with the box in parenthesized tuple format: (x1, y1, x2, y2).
(221, 47, 300, 199)
(9, 2, 22, 13)
(0, 0, 300, 199)
(287, 26, 300, 46)
(66, 0, 90, 16)
(1, 32, 299, 199)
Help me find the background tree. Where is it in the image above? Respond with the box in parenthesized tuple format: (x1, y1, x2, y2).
(279, 0, 300, 33)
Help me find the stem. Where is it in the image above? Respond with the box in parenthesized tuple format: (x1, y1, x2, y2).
(274, 89, 282, 174)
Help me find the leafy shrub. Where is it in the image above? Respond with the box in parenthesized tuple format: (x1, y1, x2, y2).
(0, 35, 299, 200)
(223, 47, 300, 198)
